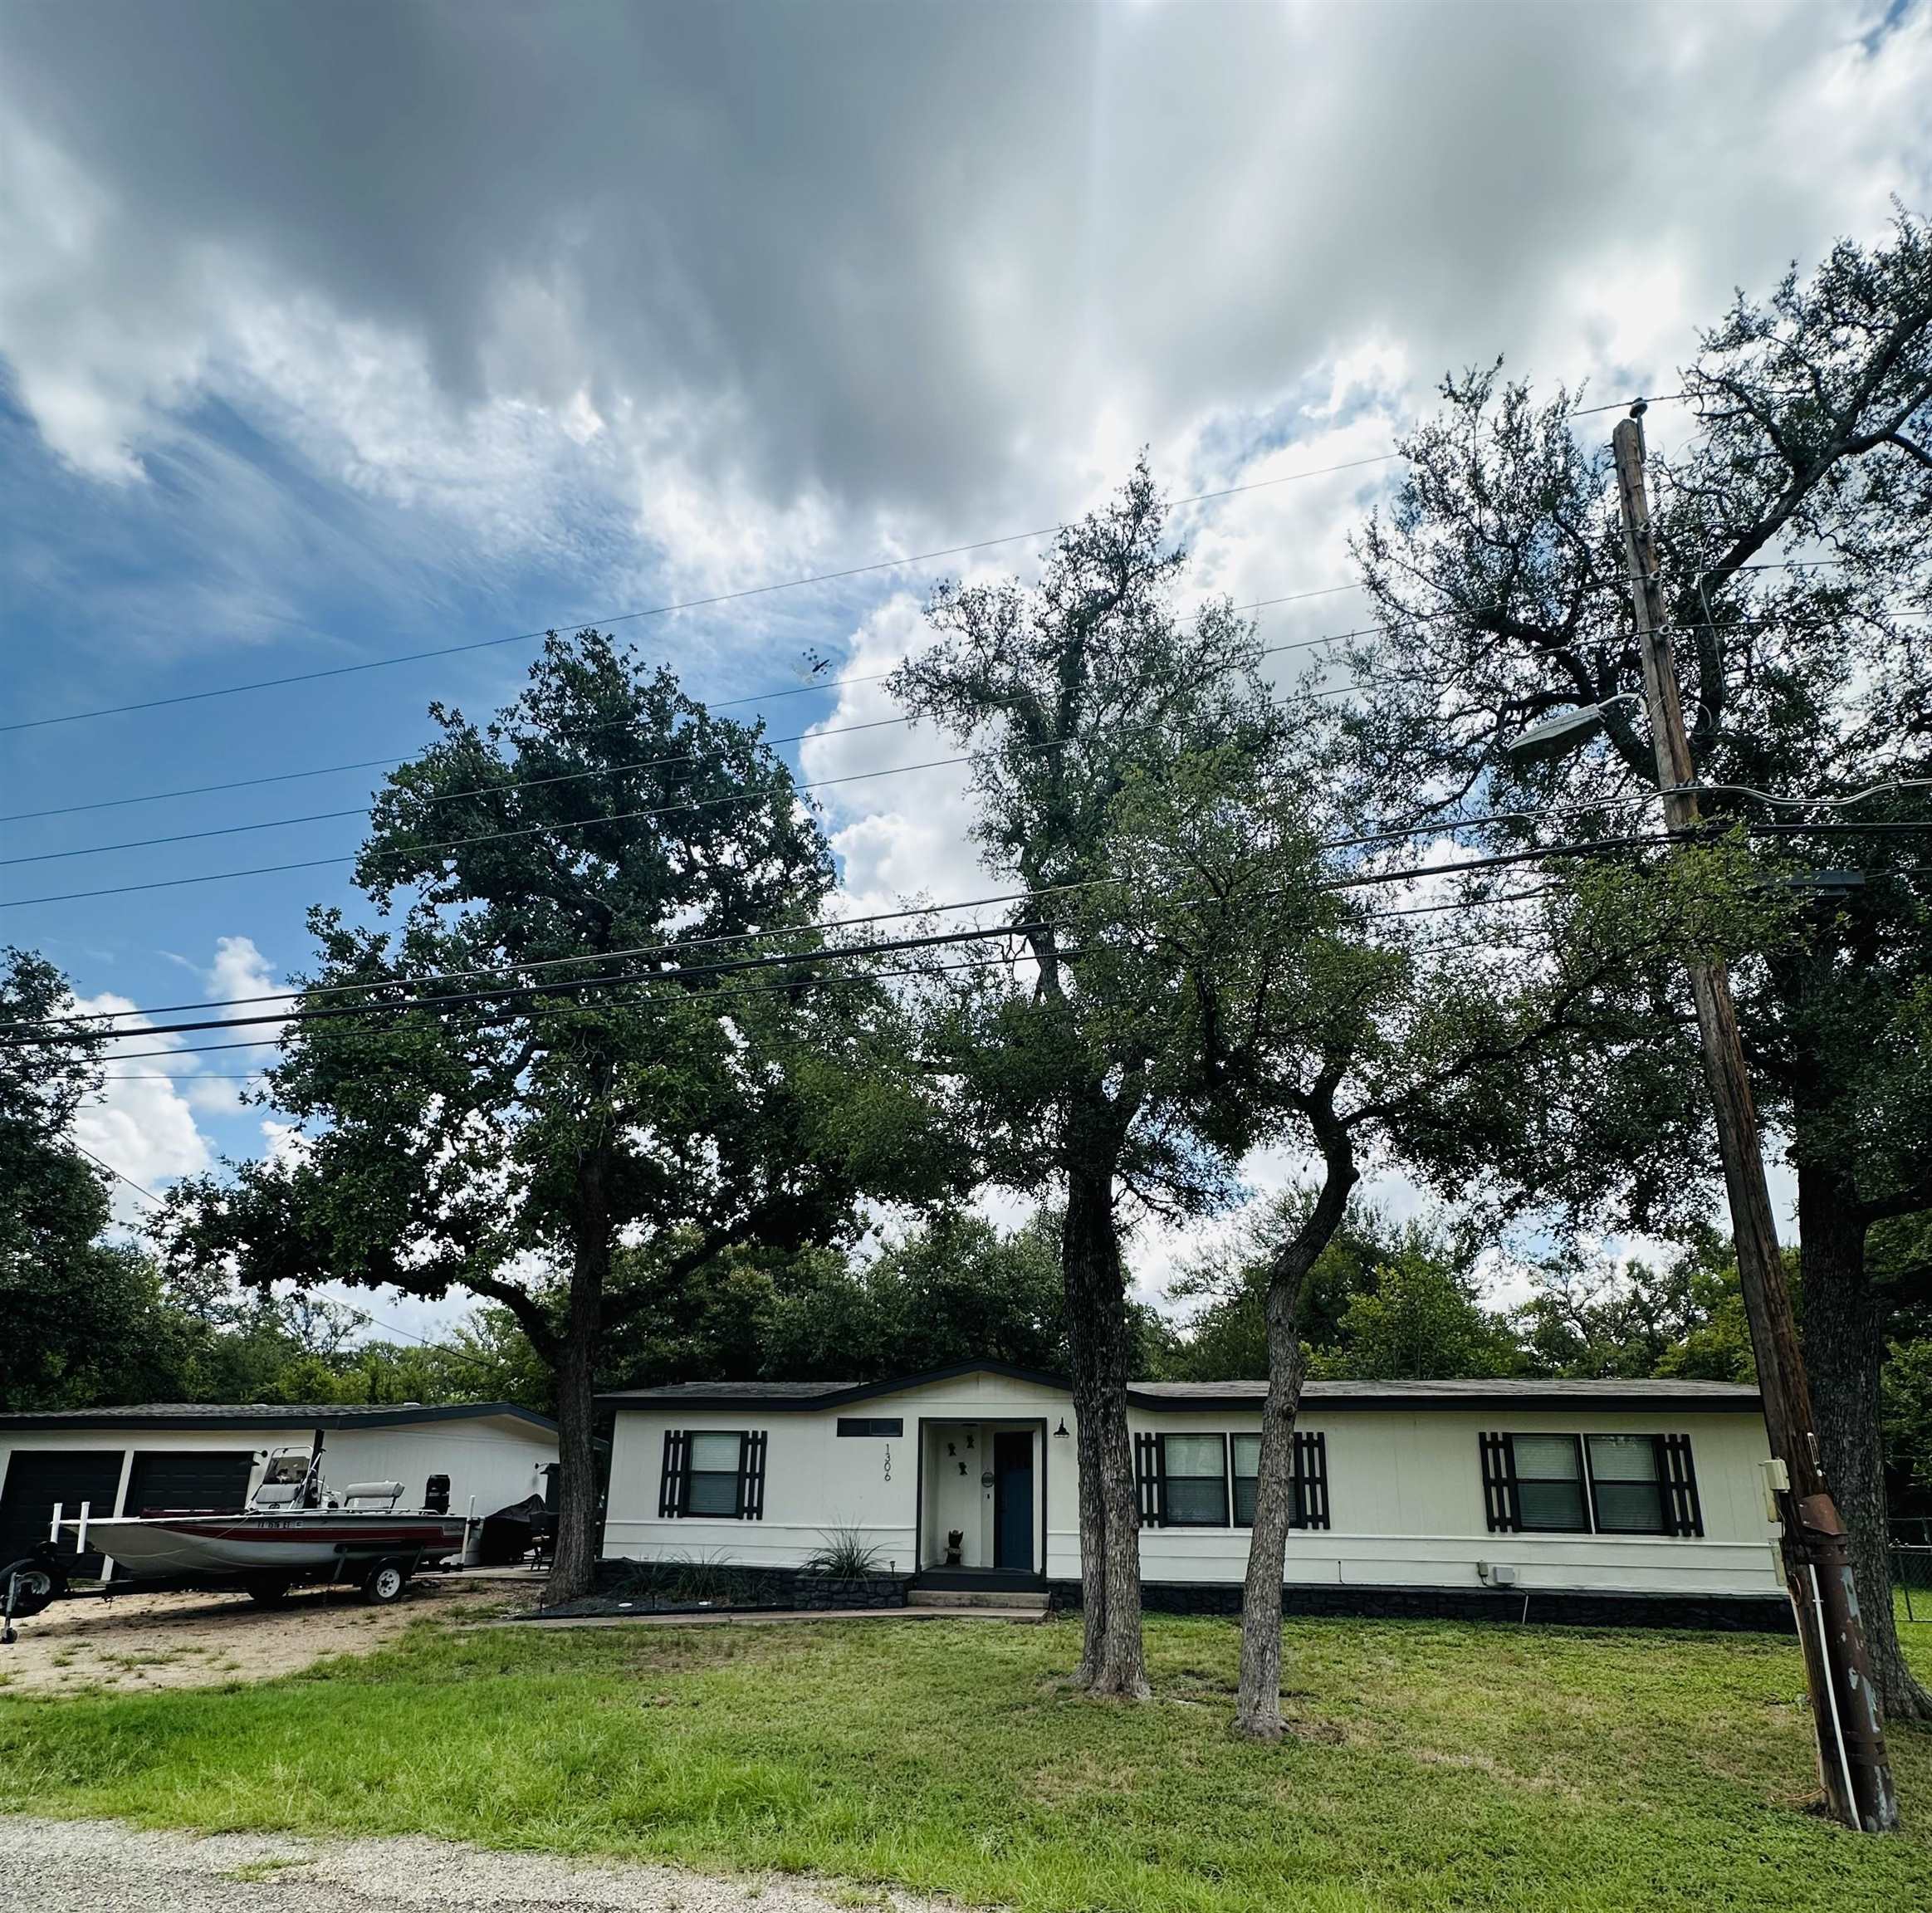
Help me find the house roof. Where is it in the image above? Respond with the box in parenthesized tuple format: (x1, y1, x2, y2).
(599, 1364, 1762, 1416)
(0, 1401, 558, 1435)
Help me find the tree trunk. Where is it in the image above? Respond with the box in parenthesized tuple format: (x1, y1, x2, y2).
(545, 1147, 613, 1606)
(1064, 1155, 1149, 1699)
(1066, 1302, 1108, 1688)
(1234, 1266, 1310, 1739)
(1798, 1162, 1932, 1725)
(1235, 1126, 1356, 1738)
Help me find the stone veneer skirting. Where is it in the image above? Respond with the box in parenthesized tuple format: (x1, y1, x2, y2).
(1046, 1578, 1794, 1633)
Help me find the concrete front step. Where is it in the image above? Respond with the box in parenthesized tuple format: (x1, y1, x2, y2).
(907, 1586, 1049, 1611)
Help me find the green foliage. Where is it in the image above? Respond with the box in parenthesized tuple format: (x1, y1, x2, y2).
(1513, 1230, 1759, 1384)
(1344, 217, 1932, 1247)
(0, 946, 196, 1412)
(889, 457, 1308, 1221)
(801, 1526, 888, 1578)
(162, 634, 955, 1397)
(1168, 1198, 1519, 1382)
(761, 1211, 1070, 1380)
(1884, 1338, 1932, 1514)
(1310, 1255, 1524, 1383)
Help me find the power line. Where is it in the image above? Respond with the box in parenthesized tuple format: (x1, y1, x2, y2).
(0, 462, 1400, 735)
(0, 619, 1365, 868)
(0, 747, 1008, 911)
(65, 831, 1910, 1069)
(69, 1140, 513, 1372)
(6, 828, 1760, 1059)
(61, 945, 1054, 1063)
(17, 776, 1932, 1035)
(72, 1141, 169, 1207)
(11, 581, 1919, 845)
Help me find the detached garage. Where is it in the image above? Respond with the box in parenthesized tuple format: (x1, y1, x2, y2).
(0, 1402, 559, 1580)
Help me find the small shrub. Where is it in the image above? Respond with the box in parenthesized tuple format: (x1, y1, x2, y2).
(803, 1526, 886, 1578)
(660, 1549, 743, 1604)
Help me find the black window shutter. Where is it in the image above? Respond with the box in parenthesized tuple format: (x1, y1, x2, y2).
(1134, 1431, 1162, 1527)
(1661, 1433, 1702, 1538)
(659, 1431, 686, 1519)
(1292, 1431, 1330, 1531)
(1480, 1432, 1520, 1533)
(744, 1431, 768, 1522)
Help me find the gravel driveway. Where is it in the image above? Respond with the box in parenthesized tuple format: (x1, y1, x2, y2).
(0, 1580, 526, 1695)
(0, 1818, 938, 1913)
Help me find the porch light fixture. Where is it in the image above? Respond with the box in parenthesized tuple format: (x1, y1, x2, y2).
(1054, 1419, 1070, 1438)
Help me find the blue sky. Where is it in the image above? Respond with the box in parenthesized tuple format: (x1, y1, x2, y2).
(3, 1, 1929, 1333)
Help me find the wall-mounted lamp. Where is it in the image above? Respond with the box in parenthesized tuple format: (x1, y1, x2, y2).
(1054, 1419, 1069, 1439)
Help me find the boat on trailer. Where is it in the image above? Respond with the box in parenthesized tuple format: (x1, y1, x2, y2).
(52, 1438, 471, 1608)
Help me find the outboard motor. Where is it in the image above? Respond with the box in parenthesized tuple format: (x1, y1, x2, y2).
(424, 1473, 451, 1515)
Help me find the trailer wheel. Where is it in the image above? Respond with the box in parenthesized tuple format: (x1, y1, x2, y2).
(244, 1577, 291, 1608)
(2, 1549, 67, 1635)
(362, 1558, 408, 1606)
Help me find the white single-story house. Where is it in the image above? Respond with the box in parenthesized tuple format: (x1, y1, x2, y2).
(599, 1363, 1788, 1627)
(0, 1402, 559, 1579)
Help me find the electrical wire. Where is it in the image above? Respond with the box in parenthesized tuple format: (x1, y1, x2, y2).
(9, 589, 1921, 841)
(64, 836, 1925, 1070)
(17, 777, 1932, 1035)
(0, 624, 1365, 868)
(0, 463, 1401, 735)
(0, 747, 1013, 910)
(3, 829, 1743, 1059)
(0, 385, 1699, 740)
(72, 1142, 504, 1371)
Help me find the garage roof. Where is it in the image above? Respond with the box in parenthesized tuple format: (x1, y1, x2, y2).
(0, 1402, 556, 1434)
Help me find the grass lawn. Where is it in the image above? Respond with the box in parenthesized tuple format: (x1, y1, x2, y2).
(3, 1606, 1932, 1913)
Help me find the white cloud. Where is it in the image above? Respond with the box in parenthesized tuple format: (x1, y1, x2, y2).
(69, 991, 211, 1226)
(3, 2, 1925, 567)
(801, 594, 990, 918)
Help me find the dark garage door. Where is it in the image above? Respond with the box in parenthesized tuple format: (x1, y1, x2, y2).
(124, 1450, 256, 1517)
(0, 1449, 125, 1578)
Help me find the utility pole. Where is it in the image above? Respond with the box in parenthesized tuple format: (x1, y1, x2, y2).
(1612, 412, 1896, 1832)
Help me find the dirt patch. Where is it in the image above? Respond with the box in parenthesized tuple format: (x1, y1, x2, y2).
(0, 1578, 529, 1695)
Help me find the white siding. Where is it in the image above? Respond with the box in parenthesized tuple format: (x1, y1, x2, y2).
(606, 1377, 1783, 1597)
(604, 1372, 1070, 1573)
(0, 1413, 557, 1532)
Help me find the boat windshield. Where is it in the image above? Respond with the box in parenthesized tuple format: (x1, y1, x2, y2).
(251, 1450, 319, 1509)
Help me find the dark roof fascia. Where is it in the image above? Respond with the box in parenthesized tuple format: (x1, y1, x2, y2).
(1126, 1384, 1763, 1413)
(0, 1402, 559, 1436)
(598, 1366, 1762, 1416)
(597, 1358, 1073, 1416)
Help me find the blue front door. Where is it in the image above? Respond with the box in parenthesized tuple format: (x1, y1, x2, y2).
(993, 1431, 1033, 1572)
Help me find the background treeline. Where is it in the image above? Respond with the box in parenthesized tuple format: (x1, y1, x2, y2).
(15, 1194, 1928, 1514)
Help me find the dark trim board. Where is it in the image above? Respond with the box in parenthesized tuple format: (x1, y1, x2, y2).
(599, 1360, 1070, 1414)
(599, 1363, 1763, 1416)
(0, 1402, 557, 1435)
(1044, 1579, 1794, 1634)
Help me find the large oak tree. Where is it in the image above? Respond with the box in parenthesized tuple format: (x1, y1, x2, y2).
(166, 634, 949, 1600)
(1342, 214, 1932, 1715)
(891, 461, 1296, 1697)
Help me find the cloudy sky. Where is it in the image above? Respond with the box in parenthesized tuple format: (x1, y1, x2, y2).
(2, 1, 1928, 1335)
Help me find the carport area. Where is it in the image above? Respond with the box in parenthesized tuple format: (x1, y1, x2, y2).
(0, 1401, 560, 1587)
